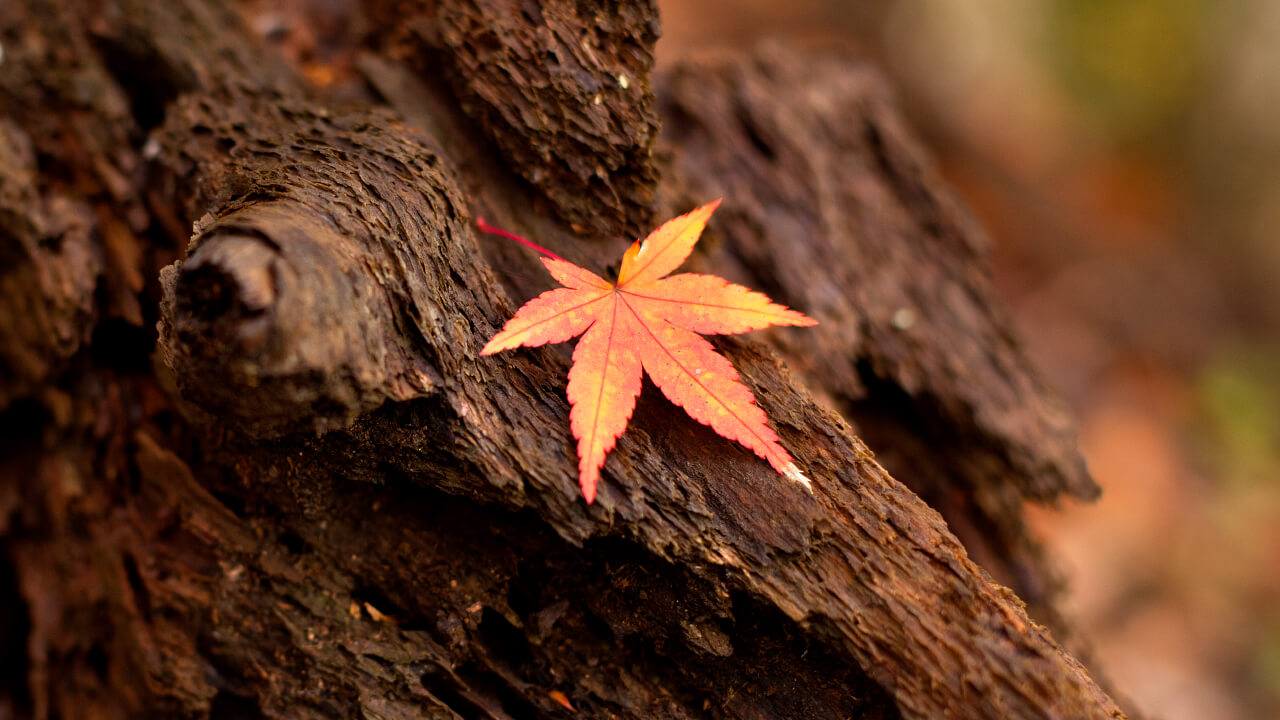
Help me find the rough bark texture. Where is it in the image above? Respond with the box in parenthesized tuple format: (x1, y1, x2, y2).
(0, 1, 1125, 719)
(654, 48, 1097, 619)
(367, 0, 662, 238)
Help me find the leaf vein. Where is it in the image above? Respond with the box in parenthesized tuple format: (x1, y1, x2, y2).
(585, 295, 621, 473)
(618, 296, 780, 463)
(505, 293, 609, 341)
(620, 289, 793, 317)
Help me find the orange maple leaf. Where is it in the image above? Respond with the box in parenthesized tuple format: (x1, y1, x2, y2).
(481, 199, 817, 503)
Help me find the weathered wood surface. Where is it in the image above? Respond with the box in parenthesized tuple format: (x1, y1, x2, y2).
(367, 0, 662, 238)
(654, 47, 1098, 625)
(0, 0, 1124, 718)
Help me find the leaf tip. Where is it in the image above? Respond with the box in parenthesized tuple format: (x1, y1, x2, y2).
(693, 197, 723, 223)
(782, 462, 812, 490)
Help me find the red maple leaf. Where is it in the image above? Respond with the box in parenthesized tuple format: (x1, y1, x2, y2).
(481, 200, 817, 503)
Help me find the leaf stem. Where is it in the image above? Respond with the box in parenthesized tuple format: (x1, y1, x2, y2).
(476, 217, 566, 263)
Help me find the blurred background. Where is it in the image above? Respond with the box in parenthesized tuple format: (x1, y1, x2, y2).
(656, 2, 1280, 719)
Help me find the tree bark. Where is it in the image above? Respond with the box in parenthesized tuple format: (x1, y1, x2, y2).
(0, 1, 1125, 719)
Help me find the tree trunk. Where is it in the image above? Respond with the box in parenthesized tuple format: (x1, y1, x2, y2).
(0, 1, 1126, 718)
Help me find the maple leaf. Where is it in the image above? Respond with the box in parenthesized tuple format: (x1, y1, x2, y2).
(480, 199, 817, 503)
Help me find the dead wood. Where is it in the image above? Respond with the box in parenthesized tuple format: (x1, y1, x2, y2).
(0, 0, 1125, 718)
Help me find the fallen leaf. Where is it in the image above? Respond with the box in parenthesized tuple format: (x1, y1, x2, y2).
(548, 689, 575, 711)
(362, 602, 393, 623)
(481, 199, 816, 503)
